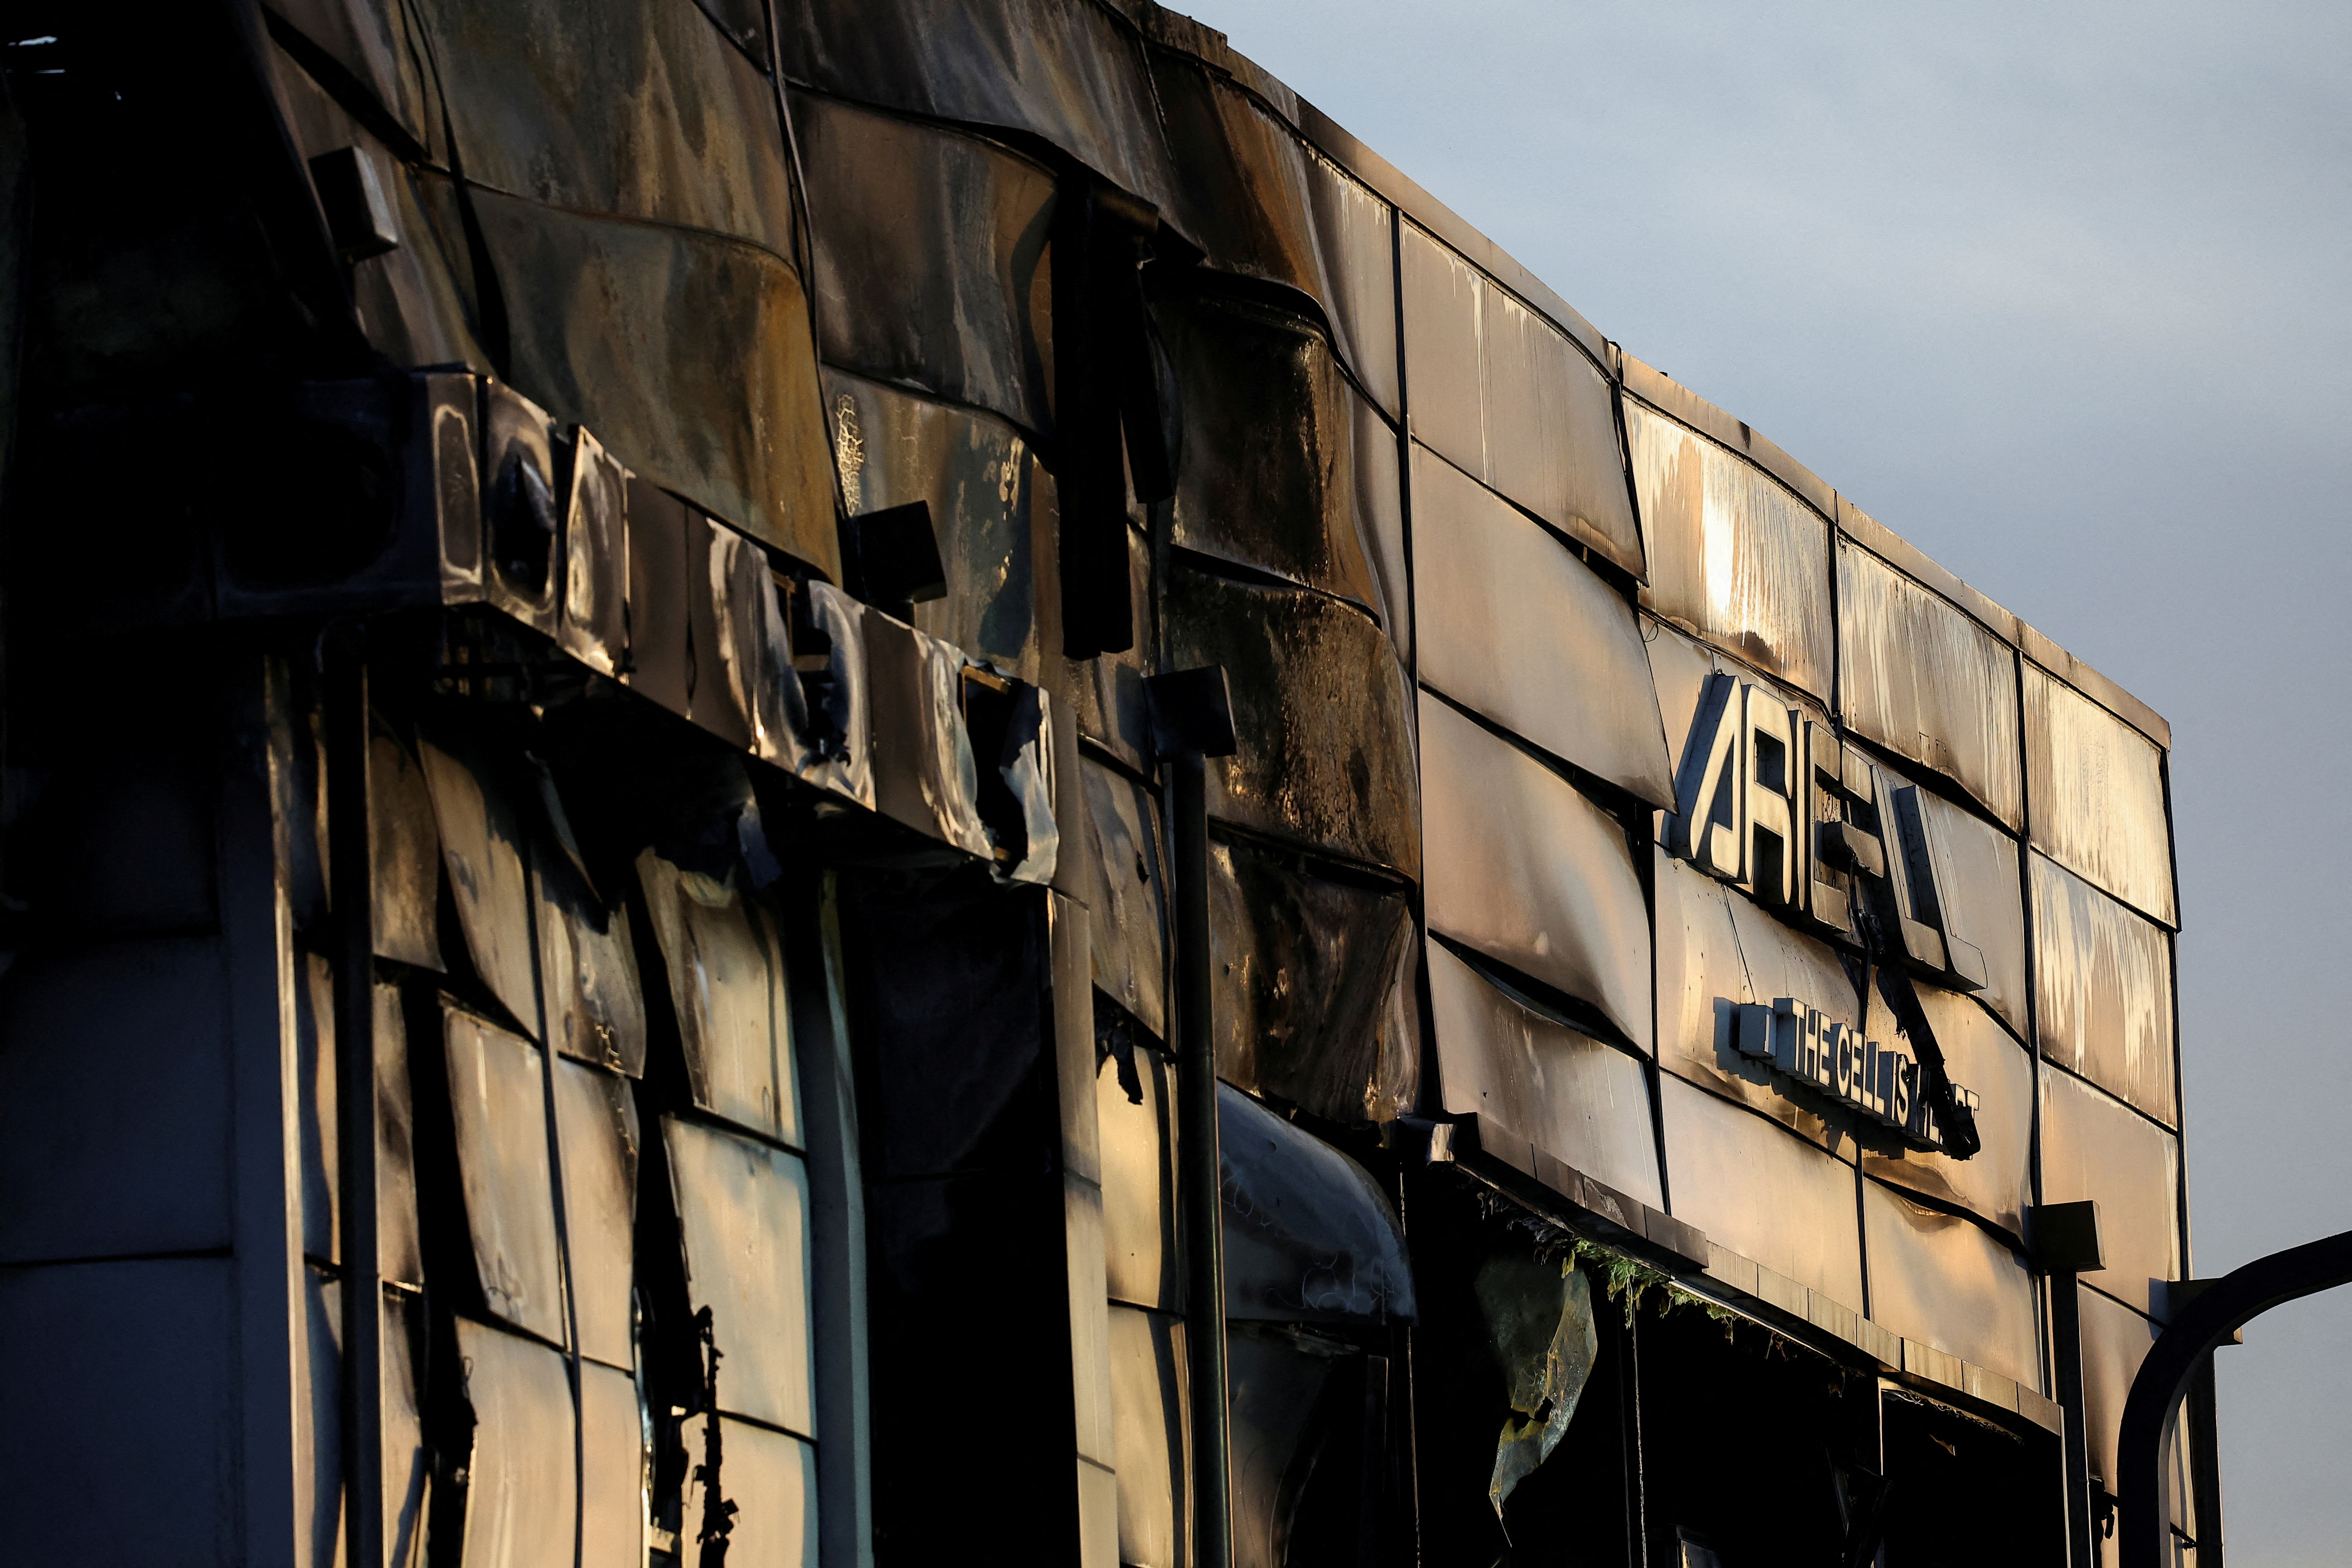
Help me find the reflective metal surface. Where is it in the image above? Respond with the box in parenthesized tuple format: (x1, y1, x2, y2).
(418, 732, 542, 1036)
(1399, 224, 1640, 577)
(533, 832, 647, 1080)
(796, 94, 1058, 437)
(864, 613, 994, 861)
(681, 1414, 820, 1565)
(2025, 664, 2177, 927)
(2040, 1067, 2181, 1319)
(2076, 1283, 2195, 1527)
(2033, 851, 2178, 1126)
(1209, 836, 1417, 1126)
(1100, 1040, 1180, 1312)
(637, 850, 802, 1148)
(1836, 541, 2023, 828)
(1627, 400, 1833, 699)
(1221, 1083, 1416, 1324)
(1891, 772, 2030, 1038)
(1168, 567, 1419, 876)
(579, 1358, 647, 1568)
(368, 715, 444, 972)
(1659, 1074, 1864, 1306)
(662, 1115, 816, 1436)
(552, 1058, 639, 1370)
(1082, 758, 1167, 1041)
(1412, 445, 1674, 808)
(1861, 983, 2034, 1239)
(1108, 1302, 1189, 1568)
(1427, 941, 1663, 1208)
(1860, 1180, 2039, 1388)
(1421, 693, 1650, 1047)
(441, 1004, 564, 1345)
(453, 1318, 577, 1568)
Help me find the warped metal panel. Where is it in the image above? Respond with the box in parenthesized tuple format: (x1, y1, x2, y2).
(1398, 225, 1640, 576)
(1426, 940, 1662, 1208)
(1411, 444, 1674, 808)
(824, 369, 1054, 682)
(1099, 1043, 1179, 1311)
(409, 0, 796, 254)
(1146, 52, 1398, 412)
(1353, 392, 1409, 662)
(1901, 777, 2030, 1040)
(2040, 1067, 2180, 1319)
(418, 731, 541, 1036)
(468, 189, 839, 576)
(580, 1359, 647, 1568)
(2032, 851, 2177, 1127)
(1108, 1304, 1188, 1568)
(796, 96, 1058, 436)
(1652, 850, 1855, 1152)
(369, 714, 443, 971)
(1161, 290, 1383, 615)
(683, 1415, 819, 1566)
(1082, 757, 1167, 1041)
(1626, 400, 1832, 699)
(552, 1058, 639, 1371)
(1221, 1082, 1416, 1324)
(1421, 692, 1649, 1046)
(455, 1318, 577, 1568)
(1861, 983, 2035, 1240)
(1660, 1073, 1864, 1307)
(2024, 664, 2176, 927)
(664, 1116, 817, 1437)
(1209, 836, 1418, 1126)
(1861, 1179, 2039, 1389)
(443, 1003, 566, 1345)
(638, 849, 802, 1149)
(534, 836, 647, 1079)
(2077, 1285, 2195, 1527)
(864, 613, 994, 862)
(1167, 567, 1419, 875)
(1836, 541, 2023, 829)
(776, 0, 1181, 225)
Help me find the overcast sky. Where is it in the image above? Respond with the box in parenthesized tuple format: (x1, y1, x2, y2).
(1173, 1, 2352, 1557)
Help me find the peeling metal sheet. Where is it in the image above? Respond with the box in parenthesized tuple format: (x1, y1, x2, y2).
(1168, 566, 1419, 875)
(454, 1317, 577, 1568)
(796, 94, 1058, 436)
(480, 381, 563, 638)
(1837, 542, 2022, 829)
(702, 517, 812, 771)
(1147, 53, 1398, 413)
(1652, 849, 1855, 1153)
(2039, 1067, 2180, 1319)
(1476, 1252, 1596, 1518)
(1861, 983, 2033, 1239)
(553, 1058, 639, 1370)
(1160, 291, 1385, 617)
(1411, 444, 1674, 808)
(1221, 1083, 1415, 1324)
(469, 188, 839, 576)
(1659, 1073, 1864, 1307)
(1082, 759, 1166, 1040)
(1210, 836, 1418, 1126)
(663, 1116, 816, 1436)
(1881, 769, 2029, 1038)
(533, 825, 646, 1081)
(681, 1414, 819, 1566)
(1427, 941, 1662, 1209)
(442, 1003, 565, 1345)
(579, 1358, 647, 1568)
(1421, 692, 1649, 1047)
(1399, 224, 1640, 576)
(2031, 851, 2177, 1127)
(1227, 1326, 1341, 1568)
(418, 731, 541, 1036)
(775, 0, 1180, 229)
(1861, 1180, 2039, 1388)
(623, 475, 694, 716)
(638, 850, 802, 1148)
(2024, 664, 2176, 927)
(865, 613, 995, 860)
(369, 715, 444, 971)
(411, 0, 796, 254)
(1626, 400, 1832, 699)
(1099, 1043, 1179, 1311)
(824, 369, 1054, 682)
(1108, 1303, 1188, 1568)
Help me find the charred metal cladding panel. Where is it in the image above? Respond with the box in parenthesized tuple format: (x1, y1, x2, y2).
(0, 4, 2191, 1566)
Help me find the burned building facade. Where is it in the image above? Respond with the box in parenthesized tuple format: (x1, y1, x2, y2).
(0, 3, 2204, 1566)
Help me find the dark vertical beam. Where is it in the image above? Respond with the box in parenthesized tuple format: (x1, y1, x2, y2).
(1170, 748, 1230, 1568)
(2048, 1273, 2095, 1568)
(323, 627, 382, 1568)
(2186, 1355, 2224, 1567)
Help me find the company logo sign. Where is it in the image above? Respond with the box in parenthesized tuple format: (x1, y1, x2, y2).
(1726, 995, 1978, 1152)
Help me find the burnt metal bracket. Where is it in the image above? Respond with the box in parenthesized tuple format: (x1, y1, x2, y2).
(2118, 1228, 2352, 1567)
(1149, 667, 1237, 1568)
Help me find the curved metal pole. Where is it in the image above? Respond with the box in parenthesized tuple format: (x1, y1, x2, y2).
(2119, 1229, 2352, 1567)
